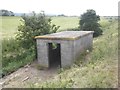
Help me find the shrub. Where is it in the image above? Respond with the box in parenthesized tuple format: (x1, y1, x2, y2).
(79, 9, 103, 37)
(2, 12, 60, 77)
(16, 12, 60, 56)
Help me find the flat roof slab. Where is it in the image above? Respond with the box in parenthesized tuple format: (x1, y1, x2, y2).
(35, 31, 94, 40)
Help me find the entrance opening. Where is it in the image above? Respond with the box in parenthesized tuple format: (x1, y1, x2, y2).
(48, 43, 61, 68)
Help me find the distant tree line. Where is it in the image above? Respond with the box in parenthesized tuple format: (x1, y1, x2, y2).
(58, 14, 66, 17)
(0, 9, 15, 16)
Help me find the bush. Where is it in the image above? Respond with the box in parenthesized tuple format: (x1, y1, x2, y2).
(79, 9, 103, 37)
(2, 12, 60, 77)
(2, 39, 19, 67)
(16, 12, 59, 52)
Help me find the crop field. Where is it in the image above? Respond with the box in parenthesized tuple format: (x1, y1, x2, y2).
(1, 16, 79, 39)
(1, 16, 118, 88)
(1, 16, 22, 39)
(0, 16, 112, 39)
(52, 17, 79, 31)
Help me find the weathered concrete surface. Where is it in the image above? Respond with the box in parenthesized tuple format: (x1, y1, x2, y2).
(73, 33, 93, 61)
(36, 40, 49, 67)
(36, 31, 94, 68)
(35, 31, 94, 40)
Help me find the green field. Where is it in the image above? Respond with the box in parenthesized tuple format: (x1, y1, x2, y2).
(0, 16, 111, 39)
(1, 16, 79, 39)
(52, 17, 79, 31)
(1, 16, 118, 88)
(1, 16, 22, 39)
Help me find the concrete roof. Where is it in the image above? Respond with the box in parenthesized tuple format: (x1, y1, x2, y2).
(35, 31, 94, 40)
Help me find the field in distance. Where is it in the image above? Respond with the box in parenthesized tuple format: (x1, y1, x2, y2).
(1, 16, 22, 39)
(1, 16, 79, 39)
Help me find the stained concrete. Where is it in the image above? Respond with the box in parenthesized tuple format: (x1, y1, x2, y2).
(35, 31, 94, 68)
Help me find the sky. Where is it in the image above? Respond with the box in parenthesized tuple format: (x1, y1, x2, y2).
(0, 0, 119, 16)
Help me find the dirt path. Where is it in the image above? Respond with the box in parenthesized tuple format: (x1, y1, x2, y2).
(0, 61, 58, 88)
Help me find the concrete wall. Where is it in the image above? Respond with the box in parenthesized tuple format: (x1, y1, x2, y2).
(36, 39, 74, 68)
(36, 40, 49, 67)
(36, 33, 93, 68)
(73, 34, 93, 61)
(61, 40, 74, 67)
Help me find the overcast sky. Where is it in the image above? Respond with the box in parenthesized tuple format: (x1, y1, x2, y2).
(0, 0, 119, 16)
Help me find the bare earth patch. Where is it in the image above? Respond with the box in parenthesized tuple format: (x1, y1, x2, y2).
(1, 61, 58, 88)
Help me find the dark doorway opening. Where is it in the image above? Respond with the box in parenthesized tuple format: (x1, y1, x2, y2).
(48, 43, 61, 68)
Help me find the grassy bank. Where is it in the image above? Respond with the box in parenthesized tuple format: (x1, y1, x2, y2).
(2, 38, 35, 77)
(1, 16, 118, 88)
(32, 19, 118, 88)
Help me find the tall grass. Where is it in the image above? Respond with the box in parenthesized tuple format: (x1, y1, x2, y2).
(1, 16, 36, 77)
(2, 38, 35, 77)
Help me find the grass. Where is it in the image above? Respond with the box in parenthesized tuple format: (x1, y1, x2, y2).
(0, 16, 22, 39)
(1, 16, 36, 76)
(1, 16, 79, 39)
(1, 16, 118, 88)
(32, 18, 118, 88)
(51, 16, 79, 31)
(2, 38, 35, 77)
(1, 16, 79, 77)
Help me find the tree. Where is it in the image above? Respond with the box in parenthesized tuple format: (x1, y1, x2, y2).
(79, 9, 103, 37)
(0, 9, 14, 16)
(9, 11, 14, 16)
(16, 12, 59, 52)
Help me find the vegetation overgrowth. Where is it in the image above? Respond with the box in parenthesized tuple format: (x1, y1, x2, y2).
(1, 15, 118, 88)
(33, 18, 118, 88)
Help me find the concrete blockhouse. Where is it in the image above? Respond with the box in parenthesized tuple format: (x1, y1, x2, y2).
(35, 31, 94, 68)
